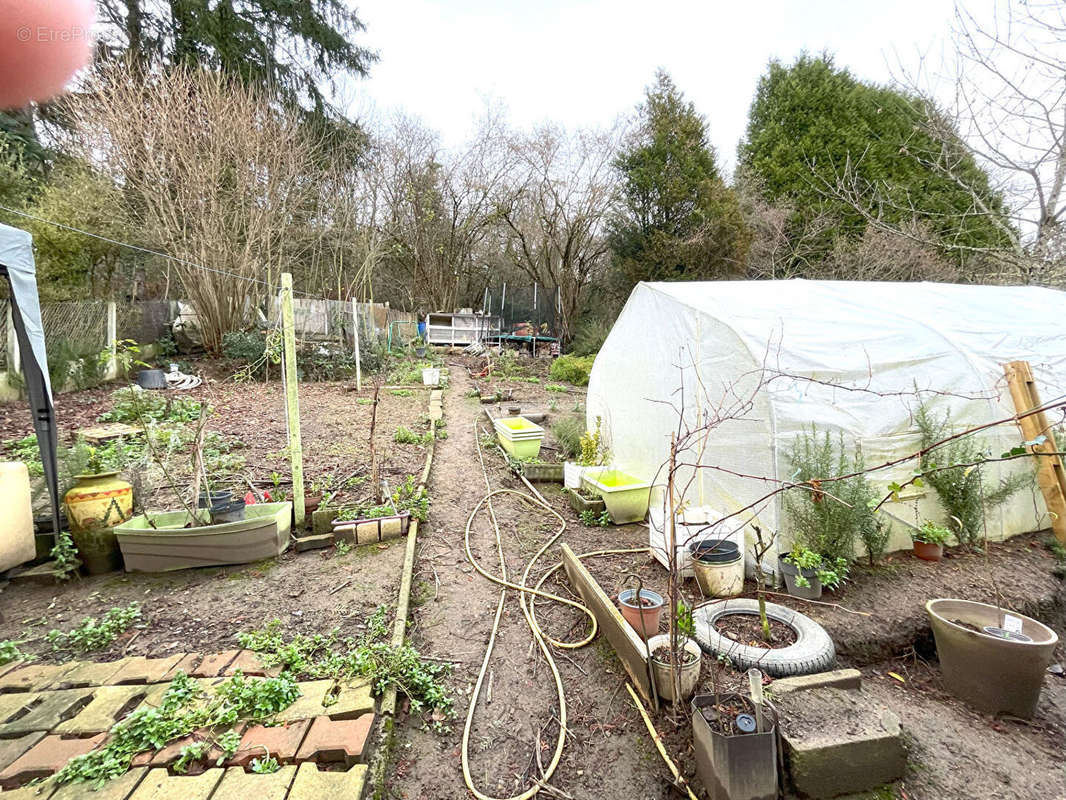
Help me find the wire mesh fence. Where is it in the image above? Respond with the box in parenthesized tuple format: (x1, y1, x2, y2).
(485, 284, 560, 337)
(41, 300, 109, 357)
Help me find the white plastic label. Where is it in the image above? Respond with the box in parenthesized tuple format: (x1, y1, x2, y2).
(1002, 614, 1023, 633)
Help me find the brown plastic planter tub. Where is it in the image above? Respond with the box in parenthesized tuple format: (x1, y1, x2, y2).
(114, 502, 292, 572)
(926, 598, 1059, 718)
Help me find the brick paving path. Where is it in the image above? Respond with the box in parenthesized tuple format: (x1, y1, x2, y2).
(0, 652, 374, 799)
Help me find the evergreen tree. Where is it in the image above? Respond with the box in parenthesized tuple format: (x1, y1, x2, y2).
(608, 71, 749, 294)
(738, 54, 1012, 266)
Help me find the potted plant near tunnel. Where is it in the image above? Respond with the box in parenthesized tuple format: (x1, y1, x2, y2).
(779, 546, 847, 601)
(911, 520, 950, 561)
(647, 601, 702, 704)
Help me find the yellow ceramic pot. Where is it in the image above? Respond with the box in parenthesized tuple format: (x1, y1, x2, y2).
(64, 471, 133, 574)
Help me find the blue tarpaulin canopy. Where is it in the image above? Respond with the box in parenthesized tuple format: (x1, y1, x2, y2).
(0, 223, 60, 536)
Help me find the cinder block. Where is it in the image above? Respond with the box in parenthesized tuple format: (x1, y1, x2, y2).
(127, 767, 222, 800)
(293, 534, 333, 552)
(54, 685, 148, 735)
(51, 660, 127, 689)
(0, 733, 106, 789)
(322, 681, 374, 720)
(51, 766, 148, 800)
(0, 692, 39, 724)
(286, 762, 367, 800)
(777, 687, 906, 798)
(158, 654, 201, 682)
(2, 689, 95, 736)
(211, 765, 297, 800)
(311, 509, 339, 536)
(222, 650, 272, 678)
(771, 669, 862, 696)
(294, 715, 374, 766)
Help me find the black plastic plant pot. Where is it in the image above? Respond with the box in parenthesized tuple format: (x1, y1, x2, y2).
(779, 557, 822, 600)
(136, 369, 168, 389)
(691, 693, 779, 800)
(198, 490, 232, 509)
(689, 538, 740, 564)
(209, 499, 247, 524)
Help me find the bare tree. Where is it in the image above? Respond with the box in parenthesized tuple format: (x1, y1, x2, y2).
(64, 63, 334, 352)
(498, 123, 620, 343)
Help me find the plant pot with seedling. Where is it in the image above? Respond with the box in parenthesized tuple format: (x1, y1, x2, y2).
(645, 602, 703, 704)
(691, 689, 779, 800)
(568, 488, 605, 515)
(617, 588, 664, 640)
(926, 598, 1059, 718)
(779, 547, 847, 601)
(911, 520, 949, 561)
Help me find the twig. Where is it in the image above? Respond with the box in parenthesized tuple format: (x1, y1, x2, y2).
(759, 590, 873, 616)
(625, 683, 699, 800)
(328, 579, 352, 595)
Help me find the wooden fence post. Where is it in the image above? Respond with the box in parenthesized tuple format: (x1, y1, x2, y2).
(281, 273, 305, 527)
(1004, 360, 1066, 544)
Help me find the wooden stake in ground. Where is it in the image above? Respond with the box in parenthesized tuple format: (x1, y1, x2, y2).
(352, 296, 362, 391)
(280, 272, 305, 527)
(1004, 361, 1066, 545)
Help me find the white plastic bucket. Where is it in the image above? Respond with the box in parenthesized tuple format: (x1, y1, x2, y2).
(421, 368, 440, 386)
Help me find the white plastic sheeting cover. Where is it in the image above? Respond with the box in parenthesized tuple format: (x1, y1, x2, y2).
(586, 279, 1066, 555)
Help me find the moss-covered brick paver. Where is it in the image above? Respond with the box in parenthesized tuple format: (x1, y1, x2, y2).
(109, 655, 186, 685)
(0, 692, 39, 723)
(190, 652, 240, 679)
(286, 763, 367, 800)
(0, 664, 76, 694)
(53, 685, 149, 735)
(2, 689, 95, 736)
(221, 650, 270, 678)
(321, 681, 374, 720)
(51, 660, 128, 689)
(50, 767, 148, 800)
(294, 715, 374, 766)
(228, 719, 311, 768)
(271, 681, 333, 723)
(159, 654, 200, 682)
(0, 732, 45, 773)
(0, 778, 57, 799)
(127, 767, 223, 800)
(0, 733, 106, 789)
(211, 765, 298, 800)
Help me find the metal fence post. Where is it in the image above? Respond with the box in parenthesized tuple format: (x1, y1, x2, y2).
(352, 298, 362, 391)
(106, 301, 118, 379)
(280, 273, 305, 527)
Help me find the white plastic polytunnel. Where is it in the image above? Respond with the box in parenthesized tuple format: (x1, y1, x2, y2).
(586, 280, 1066, 566)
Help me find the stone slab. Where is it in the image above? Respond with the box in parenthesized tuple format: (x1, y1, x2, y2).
(560, 543, 653, 704)
(228, 720, 311, 768)
(190, 652, 239, 679)
(272, 681, 333, 723)
(54, 685, 149, 735)
(286, 763, 367, 800)
(0, 733, 45, 773)
(0, 734, 106, 789)
(294, 715, 374, 766)
(51, 660, 127, 689)
(293, 534, 333, 552)
(771, 669, 862, 696)
(110, 655, 186, 686)
(2, 690, 95, 736)
(50, 766, 148, 800)
(127, 767, 222, 800)
(211, 765, 297, 800)
(777, 687, 905, 798)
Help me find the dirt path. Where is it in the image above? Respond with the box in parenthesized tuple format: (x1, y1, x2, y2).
(387, 368, 673, 800)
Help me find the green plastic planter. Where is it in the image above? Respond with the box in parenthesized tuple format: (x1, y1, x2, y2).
(494, 416, 544, 461)
(582, 470, 652, 524)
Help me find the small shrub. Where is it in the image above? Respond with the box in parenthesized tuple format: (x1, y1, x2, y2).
(551, 415, 584, 460)
(390, 389, 414, 398)
(549, 354, 595, 386)
(99, 387, 203, 425)
(222, 331, 267, 363)
(782, 546, 849, 590)
(297, 343, 359, 382)
(545, 383, 567, 393)
(578, 416, 610, 467)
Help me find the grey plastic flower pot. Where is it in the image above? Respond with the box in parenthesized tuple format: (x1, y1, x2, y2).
(926, 598, 1059, 718)
(779, 557, 822, 600)
(691, 693, 779, 800)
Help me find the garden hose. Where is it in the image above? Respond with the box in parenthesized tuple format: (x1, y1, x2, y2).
(460, 428, 651, 800)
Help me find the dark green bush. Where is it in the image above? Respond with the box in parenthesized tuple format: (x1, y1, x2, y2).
(222, 331, 267, 363)
(551, 414, 584, 460)
(297, 343, 359, 382)
(549, 354, 595, 386)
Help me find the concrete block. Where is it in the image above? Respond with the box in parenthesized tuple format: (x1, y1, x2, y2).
(273, 681, 333, 722)
(0, 664, 76, 694)
(286, 763, 367, 800)
(190, 652, 239, 679)
(222, 651, 272, 678)
(0, 778, 57, 799)
(228, 720, 311, 767)
(322, 682, 374, 720)
(293, 534, 333, 552)
(50, 660, 127, 689)
(158, 654, 201, 683)
(110, 655, 186, 686)
(560, 543, 653, 704)
(311, 509, 339, 536)
(51, 766, 148, 800)
(0, 692, 39, 724)
(294, 715, 374, 766)
(771, 669, 862, 696)
(777, 687, 906, 798)
(0, 733, 45, 773)
(127, 767, 222, 800)
(54, 685, 148, 735)
(211, 765, 297, 800)
(0, 733, 106, 789)
(2, 689, 95, 736)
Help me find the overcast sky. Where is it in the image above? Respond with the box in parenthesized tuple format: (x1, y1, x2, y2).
(344, 0, 959, 171)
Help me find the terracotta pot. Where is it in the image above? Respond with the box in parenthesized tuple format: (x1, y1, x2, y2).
(618, 588, 664, 640)
(913, 540, 943, 561)
(64, 471, 133, 574)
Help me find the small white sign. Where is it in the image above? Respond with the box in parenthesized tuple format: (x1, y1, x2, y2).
(1002, 614, 1024, 633)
